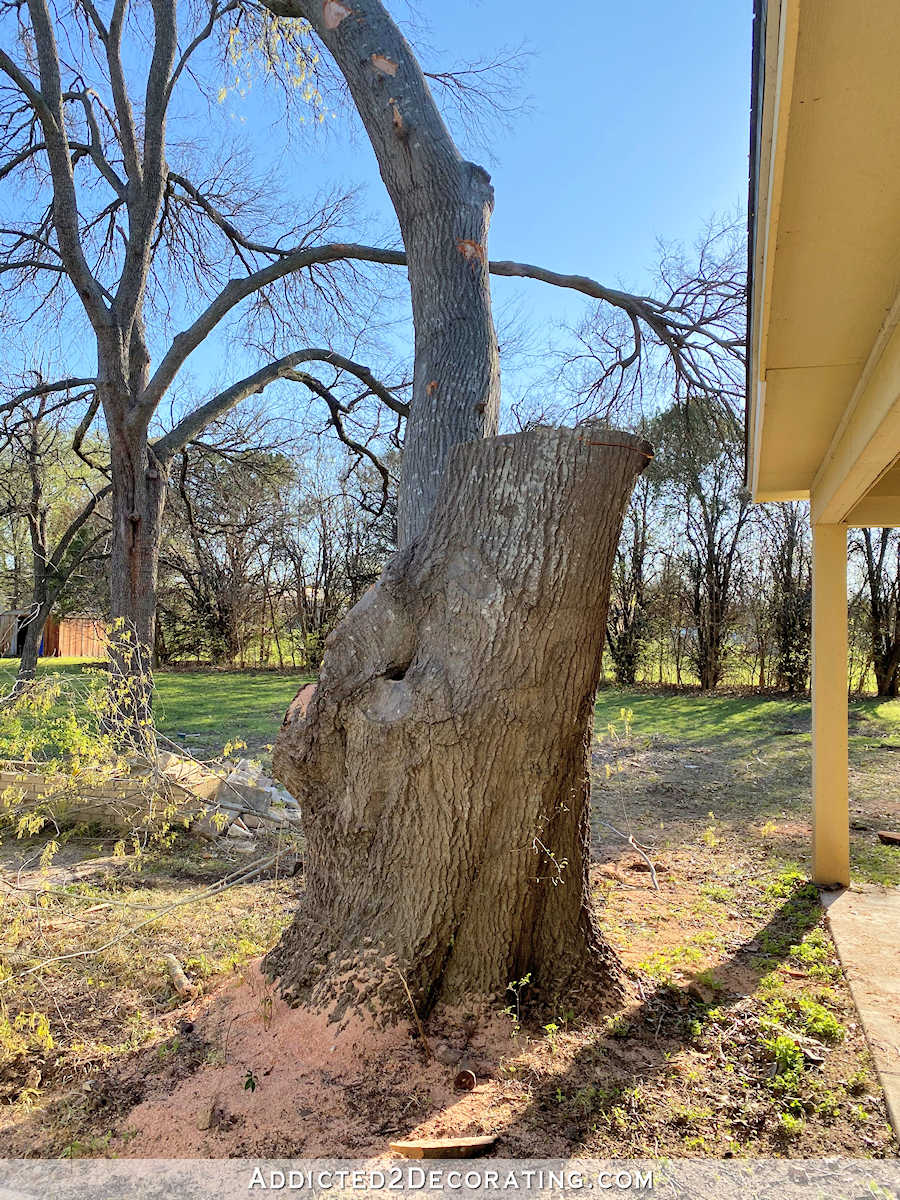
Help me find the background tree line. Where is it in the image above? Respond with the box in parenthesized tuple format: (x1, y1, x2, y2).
(4, 385, 900, 697)
(604, 399, 899, 696)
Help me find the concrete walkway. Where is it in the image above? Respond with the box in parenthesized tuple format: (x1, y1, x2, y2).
(822, 884, 900, 1137)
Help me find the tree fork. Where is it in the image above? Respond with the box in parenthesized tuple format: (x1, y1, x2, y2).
(267, 424, 652, 1017)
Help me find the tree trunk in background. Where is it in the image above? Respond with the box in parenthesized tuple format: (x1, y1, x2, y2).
(861, 529, 900, 698)
(107, 414, 167, 740)
(607, 481, 651, 687)
(873, 655, 900, 698)
(268, 426, 651, 1014)
(15, 602, 52, 686)
(14, 522, 49, 689)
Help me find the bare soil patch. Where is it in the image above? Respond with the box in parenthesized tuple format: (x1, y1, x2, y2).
(1, 705, 898, 1159)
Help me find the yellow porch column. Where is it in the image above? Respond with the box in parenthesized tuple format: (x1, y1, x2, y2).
(811, 522, 850, 886)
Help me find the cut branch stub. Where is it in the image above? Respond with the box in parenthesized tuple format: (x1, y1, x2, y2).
(268, 424, 652, 1017)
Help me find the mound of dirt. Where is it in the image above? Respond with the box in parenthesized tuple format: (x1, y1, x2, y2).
(115, 962, 512, 1158)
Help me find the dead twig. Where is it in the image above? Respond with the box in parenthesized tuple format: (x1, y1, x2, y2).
(597, 818, 660, 891)
(0, 849, 291, 985)
(394, 968, 432, 1061)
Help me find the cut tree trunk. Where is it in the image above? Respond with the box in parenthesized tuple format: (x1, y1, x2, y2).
(267, 424, 651, 1017)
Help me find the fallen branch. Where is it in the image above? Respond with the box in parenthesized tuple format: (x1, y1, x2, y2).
(0, 848, 292, 985)
(597, 818, 660, 891)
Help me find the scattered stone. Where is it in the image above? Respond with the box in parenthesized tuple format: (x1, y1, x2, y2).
(190, 808, 233, 840)
(229, 840, 258, 854)
(163, 954, 194, 999)
(151, 750, 301, 842)
(197, 1097, 220, 1132)
(226, 818, 253, 839)
(217, 759, 276, 815)
(433, 1041, 463, 1067)
(876, 830, 900, 846)
(155, 751, 221, 801)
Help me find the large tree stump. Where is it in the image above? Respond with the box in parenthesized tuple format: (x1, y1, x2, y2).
(267, 425, 651, 1016)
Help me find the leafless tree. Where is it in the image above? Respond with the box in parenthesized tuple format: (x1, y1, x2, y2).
(562, 219, 747, 428)
(0, 380, 110, 688)
(0, 0, 413, 724)
(606, 470, 656, 686)
(651, 399, 750, 691)
(853, 528, 900, 697)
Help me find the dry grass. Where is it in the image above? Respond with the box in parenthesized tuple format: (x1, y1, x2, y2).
(0, 832, 300, 1155)
(0, 688, 897, 1158)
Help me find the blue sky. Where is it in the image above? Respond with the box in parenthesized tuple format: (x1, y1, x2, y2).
(421, 0, 752, 307)
(190, 0, 753, 419)
(229, 0, 751, 311)
(2, 0, 753, 434)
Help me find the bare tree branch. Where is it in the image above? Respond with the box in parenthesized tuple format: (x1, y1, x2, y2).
(154, 348, 406, 460)
(286, 369, 391, 512)
(140, 242, 406, 415)
(62, 89, 127, 198)
(6, 0, 110, 327)
(0, 141, 47, 182)
(167, 171, 298, 261)
(104, 0, 142, 188)
(165, 0, 242, 107)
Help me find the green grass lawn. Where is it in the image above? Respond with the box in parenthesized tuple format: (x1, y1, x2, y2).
(595, 684, 900, 745)
(0, 657, 312, 758)
(593, 683, 900, 886)
(1, 663, 898, 1158)
(152, 668, 313, 756)
(2, 658, 899, 884)
(595, 687, 809, 743)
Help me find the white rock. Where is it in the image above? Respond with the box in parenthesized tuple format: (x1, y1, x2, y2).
(226, 818, 253, 839)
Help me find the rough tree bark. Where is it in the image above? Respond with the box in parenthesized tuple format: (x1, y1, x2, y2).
(258, 0, 658, 1015)
(266, 0, 502, 545)
(267, 425, 651, 1013)
(107, 415, 168, 718)
(99, 317, 169, 731)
